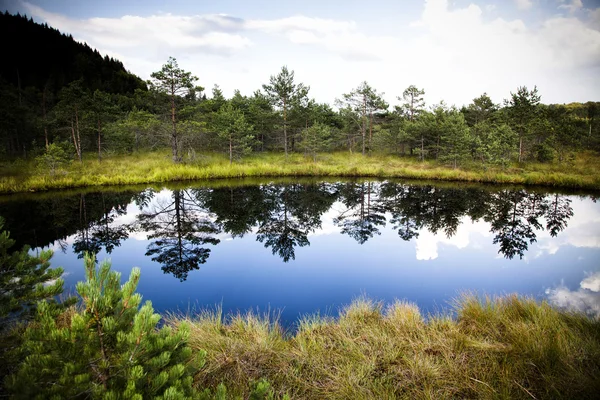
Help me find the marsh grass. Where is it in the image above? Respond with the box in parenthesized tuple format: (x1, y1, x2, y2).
(1, 150, 600, 193)
(176, 295, 600, 399)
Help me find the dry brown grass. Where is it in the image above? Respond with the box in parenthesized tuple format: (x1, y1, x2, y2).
(175, 295, 600, 399)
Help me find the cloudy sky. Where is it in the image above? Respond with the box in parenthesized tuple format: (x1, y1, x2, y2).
(3, 0, 600, 107)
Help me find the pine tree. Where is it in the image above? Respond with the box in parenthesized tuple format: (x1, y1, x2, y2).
(299, 122, 332, 162)
(7, 254, 205, 399)
(0, 217, 65, 326)
(213, 103, 255, 164)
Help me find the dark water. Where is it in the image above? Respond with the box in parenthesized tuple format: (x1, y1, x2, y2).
(1, 179, 599, 327)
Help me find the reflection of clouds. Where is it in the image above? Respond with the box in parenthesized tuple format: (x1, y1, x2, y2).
(546, 272, 600, 318)
(535, 199, 600, 257)
(111, 202, 142, 226)
(307, 203, 344, 238)
(415, 218, 490, 261)
(581, 273, 600, 292)
(43, 272, 70, 287)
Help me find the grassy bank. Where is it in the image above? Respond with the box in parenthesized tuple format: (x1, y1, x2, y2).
(178, 295, 600, 399)
(1, 151, 600, 193)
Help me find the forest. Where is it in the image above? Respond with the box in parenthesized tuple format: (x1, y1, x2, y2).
(1, 12, 599, 172)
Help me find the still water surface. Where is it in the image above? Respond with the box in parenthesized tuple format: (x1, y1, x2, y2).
(1, 179, 599, 327)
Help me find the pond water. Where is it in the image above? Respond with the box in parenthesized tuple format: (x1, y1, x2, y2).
(1, 179, 599, 327)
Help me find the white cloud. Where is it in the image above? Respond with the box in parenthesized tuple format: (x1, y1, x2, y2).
(546, 272, 600, 318)
(515, 0, 533, 10)
(589, 8, 600, 30)
(558, 0, 583, 14)
(22, 2, 252, 59)
(18, 0, 600, 107)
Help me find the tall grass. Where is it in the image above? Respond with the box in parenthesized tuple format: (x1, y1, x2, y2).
(177, 295, 600, 399)
(1, 150, 600, 193)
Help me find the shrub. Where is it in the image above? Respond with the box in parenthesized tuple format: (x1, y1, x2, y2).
(7, 254, 203, 399)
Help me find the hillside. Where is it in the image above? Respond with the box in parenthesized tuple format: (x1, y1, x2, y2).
(0, 12, 146, 95)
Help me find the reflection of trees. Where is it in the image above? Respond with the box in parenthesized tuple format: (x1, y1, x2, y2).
(136, 189, 220, 281)
(377, 183, 574, 259)
(379, 183, 492, 241)
(0, 181, 578, 265)
(484, 190, 575, 259)
(545, 194, 573, 237)
(72, 193, 130, 258)
(256, 183, 337, 261)
(334, 182, 386, 244)
(485, 190, 538, 259)
(198, 186, 268, 238)
(0, 191, 133, 251)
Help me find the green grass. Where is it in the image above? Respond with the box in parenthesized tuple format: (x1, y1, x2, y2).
(175, 295, 600, 400)
(1, 150, 600, 193)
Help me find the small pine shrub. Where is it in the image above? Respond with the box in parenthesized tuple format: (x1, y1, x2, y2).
(7, 254, 203, 399)
(0, 216, 65, 325)
(35, 142, 71, 176)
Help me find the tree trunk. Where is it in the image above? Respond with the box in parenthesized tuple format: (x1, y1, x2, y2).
(362, 95, 366, 155)
(283, 98, 288, 157)
(75, 105, 82, 163)
(229, 136, 233, 165)
(369, 112, 373, 152)
(71, 118, 77, 155)
(518, 135, 523, 163)
(42, 87, 49, 149)
(421, 135, 424, 162)
(171, 88, 178, 162)
(97, 117, 102, 162)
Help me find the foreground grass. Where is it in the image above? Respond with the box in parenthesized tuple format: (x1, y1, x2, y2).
(177, 295, 600, 400)
(1, 150, 600, 193)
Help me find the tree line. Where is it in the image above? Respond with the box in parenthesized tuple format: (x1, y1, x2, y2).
(1, 13, 598, 167)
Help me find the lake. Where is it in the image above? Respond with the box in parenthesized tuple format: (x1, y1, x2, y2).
(1, 179, 599, 327)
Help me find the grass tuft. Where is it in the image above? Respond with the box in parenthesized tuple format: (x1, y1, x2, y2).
(175, 294, 600, 399)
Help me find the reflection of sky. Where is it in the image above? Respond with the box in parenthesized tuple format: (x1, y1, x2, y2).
(546, 272, 600, 318)
(42, 193, 600, 327)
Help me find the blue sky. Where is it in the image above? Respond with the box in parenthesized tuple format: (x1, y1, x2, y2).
(3, 0, 600, 106)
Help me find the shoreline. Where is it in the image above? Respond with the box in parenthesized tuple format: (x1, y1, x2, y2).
(2, 151, 599, 193)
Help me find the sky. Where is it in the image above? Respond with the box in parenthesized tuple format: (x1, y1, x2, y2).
(2, 0, 600, 107)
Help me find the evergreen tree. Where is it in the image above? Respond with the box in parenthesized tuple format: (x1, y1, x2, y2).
(213, 103, 255, 164)
(299, 122, 332, 161)
(336, 82, 388, 155)
(7, 254, 204, 399)
(262, 66, 309, 156)
(472, 122, 517, 167)
(438, 110, 473, 169)
(504, 86, 541, 162)
(34, 141, 71, 176)
(150, 57, 199, 162)
(0, 217, 65, 326)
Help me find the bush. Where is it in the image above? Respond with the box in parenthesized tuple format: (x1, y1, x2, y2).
(0, 216, 65, 326)
(35, 142, 71, 176)
(7, 254, 203, 399)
